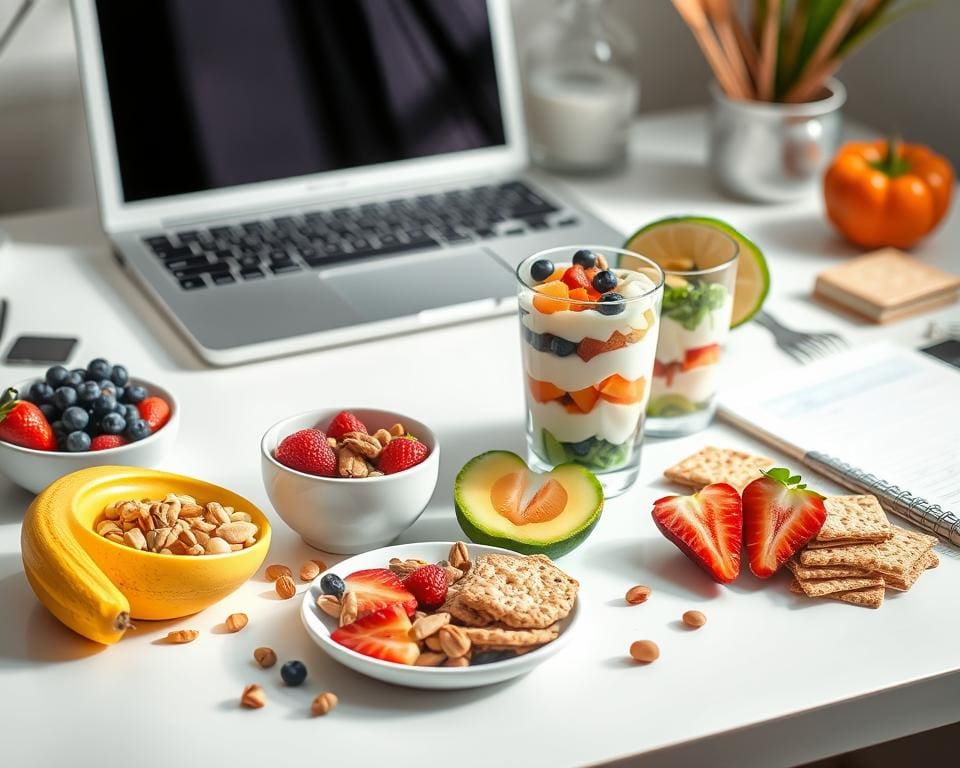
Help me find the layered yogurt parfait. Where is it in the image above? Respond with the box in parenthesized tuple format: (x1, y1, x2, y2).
(517, 246, 663, 496)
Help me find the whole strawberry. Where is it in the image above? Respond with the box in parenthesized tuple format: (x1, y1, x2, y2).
(90, 434, 130, 451)
(377, 436, 429, 475)
(403, 564, 448, 609)
(327, 411, 367, 441)
(276, 428, 337, 477)
(137, 396, 171, 431)
(0, 389, 56, 451)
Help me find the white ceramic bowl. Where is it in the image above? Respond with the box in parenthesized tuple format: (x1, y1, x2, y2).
(0, 377, 180, 494)
(260, 408, 439, 554)
(301, 542, 578, 689)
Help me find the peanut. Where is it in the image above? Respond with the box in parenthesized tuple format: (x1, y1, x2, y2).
(253, 646, 277, 668)
(625, 585, 652, 605)
(225, 613, 248, 633)
(216, 521, 258, 545)
(372, 428, 392, 446)
(438, 625, 471, 659)
(415, 652, 447, 667)
(275, 574, 296, 599)
(310, 692, 338, 716)
(443, 656, 470, 667)
(241, 684, 266, 709)
(682, 610, 707, 629)
(299, 561, 321, 582)
(448, 541, 470, 571)
(205, 536, 231, 555)
(339, 591, 358, 626)
(425, 635, 443, 652)
(311, 559, 328, 572)
(629, 640, 659, 663)
(317, 594, 341, 618)
(410, 612, 450, 641)
(389, 422, 405, 437)
(265, 564, 292, 581)
(123, 528, 147, 551)
(166, 629, 199, 644)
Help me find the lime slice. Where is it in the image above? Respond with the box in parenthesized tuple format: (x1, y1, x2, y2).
(624, 216, 769, 328)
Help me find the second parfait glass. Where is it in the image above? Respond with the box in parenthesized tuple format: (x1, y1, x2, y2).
(517, 245, 664, 497)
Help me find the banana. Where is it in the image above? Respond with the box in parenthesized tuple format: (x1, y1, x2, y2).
(21, 471, 131, 645)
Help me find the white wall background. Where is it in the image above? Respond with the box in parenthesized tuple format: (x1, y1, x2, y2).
(0, 0, 957, 214)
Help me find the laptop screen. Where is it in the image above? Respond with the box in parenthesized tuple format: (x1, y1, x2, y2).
(94, 0, 506, 203)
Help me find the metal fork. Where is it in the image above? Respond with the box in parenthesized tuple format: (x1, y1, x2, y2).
(753, 310, 848, 363)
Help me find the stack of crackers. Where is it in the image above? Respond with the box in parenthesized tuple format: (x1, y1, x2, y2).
(440, 551, 578, 657)
(663, 446, 773, 491)
(787, 495, 939, 609)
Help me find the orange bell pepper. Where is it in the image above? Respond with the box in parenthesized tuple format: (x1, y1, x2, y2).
(823, 138, 954, 250)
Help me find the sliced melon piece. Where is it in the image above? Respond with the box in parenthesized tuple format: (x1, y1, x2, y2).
(455, 451, 603, 558)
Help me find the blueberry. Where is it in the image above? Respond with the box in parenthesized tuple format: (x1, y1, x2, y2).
(39, 403, 59, 422)
(110, 365, 129, 386)
(320, 573, 345, 599)
(521, 326, 534, 344)
(99, 379, 117, 395)
(45, 365, 69, 388)
(572, 249, 597, 268)
(29, 381, 54, 404)
(52, 386, 78, 411)
(530, 258, 555, 282)
(100, 412, 126, 435)
(532, 333, 554, 353)
(592, 269, 618, 293)
(122, 404, 140, 424)
(87, 358, 112, 381)
(93, 393, 117, 417)
(77, 381, 101, 405)
(125, 418, 151, 442)
(62, 406, 90, 431)
(280, 660, 307, 686)
(598, 292, 625, 315)
(65, 431, 91, 452)
(549, 336, 577, 357)
(51, 420, 67, 438)
(570, 438, 594, 456)
(123, 385, 147, 404)
(65, 371, 85, 388)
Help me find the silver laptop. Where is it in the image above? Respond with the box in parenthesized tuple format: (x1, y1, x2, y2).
(72, 0, 622, 366)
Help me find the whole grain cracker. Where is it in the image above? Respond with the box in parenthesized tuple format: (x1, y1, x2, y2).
(799, 526, 938, 577)
(663, 446, 773, 491)
(457, 554, 578, 629)
(462, 623, 560, 648)
(789, 578, 884, 608)
(805, 538, 885, 549)
(440, 583, 494, 627)
(816, 495, 892, 543)
(797, 575, 885, 598)
(786, 559, 871, 580)
(883, 550, 939, 592)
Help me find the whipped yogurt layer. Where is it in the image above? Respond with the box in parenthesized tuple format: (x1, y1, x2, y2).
(530, 399, 644, 446)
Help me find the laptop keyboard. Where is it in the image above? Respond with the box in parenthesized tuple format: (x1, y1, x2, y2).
(141, 180, 577, 291)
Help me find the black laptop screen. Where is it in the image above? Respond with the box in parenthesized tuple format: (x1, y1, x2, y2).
(94, 0, 506, 202)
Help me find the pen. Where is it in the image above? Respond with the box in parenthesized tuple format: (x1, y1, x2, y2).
(0, 298, 7, 342)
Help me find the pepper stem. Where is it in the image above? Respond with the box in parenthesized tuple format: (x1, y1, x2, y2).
(873, 135, 911, 178)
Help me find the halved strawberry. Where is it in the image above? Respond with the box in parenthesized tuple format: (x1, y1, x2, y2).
(561, 264, 591, 291)
(330, 603, 420, 665)
(743, 468, 826, 578)
(651, 483, 742, 583)
(344, 568, 417, 617)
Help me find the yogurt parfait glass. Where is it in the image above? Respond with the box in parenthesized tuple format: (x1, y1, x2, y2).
(517, 246, 664, 497)
(645, 233, 738, 437)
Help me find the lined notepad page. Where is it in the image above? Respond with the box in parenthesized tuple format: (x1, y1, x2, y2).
(721, 342, 960, 518)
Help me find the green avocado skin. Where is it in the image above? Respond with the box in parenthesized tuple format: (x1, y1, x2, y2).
(454, 502, 600, 559)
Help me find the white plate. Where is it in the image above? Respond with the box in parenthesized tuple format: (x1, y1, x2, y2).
(301, 542, 578, 690)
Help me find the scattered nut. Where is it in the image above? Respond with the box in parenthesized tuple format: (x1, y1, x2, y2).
(629, 640, 660, 663)
(342, 431, 382, 459)
(275, 574, 296, 599)
(389, 422, 405, 437)
(311, 559, 328, 572)
(443, 656, 470, 667)
(682, 610, 707, 629)
(165, 629, 199, 644)
(372, 428, 392, 446)
(317, 594, 341, 618)
(327, 436, 338, 448)
(204, 536, 231, 554)
(253, 646, 277, 668)
(225, 613, 249, 633)
(438, 625, 471, 659)
(310, 692, 338, 716)
(596, 253, 609, 270)
(217, 521, 258, 545)
(337, 445, 370, 478)
(410, 612, 450, 640)
(339, 591, 358, 626)
(241, 684, 266, 709)
(424, 635, 443, 652)
(625, 585, 652, 605)
(414, 652, 447, 667)
(300, 561, 321, 581)
(265, 563, 292, 581)
(448, 541, 470, 571)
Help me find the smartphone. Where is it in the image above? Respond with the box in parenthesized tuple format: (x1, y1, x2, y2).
(4, 335, 79, 366)
(919, 338, 960, 370)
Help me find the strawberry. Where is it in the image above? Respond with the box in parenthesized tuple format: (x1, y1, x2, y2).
(0, 389, 56, 451)
(651, 483, 742, 583)
(743, 468, 826, 578)
(326, 410, 367, 441)
(561, 264, 591, 291)
(275, 428, 337, 476)
(377, 436, 429, 475)
(330, 603, 420, 665)
(344, 568, 417, 617)
(137, 396, 171, 431)
(403, 564, 448, 609)
(90, 434, 130, 451)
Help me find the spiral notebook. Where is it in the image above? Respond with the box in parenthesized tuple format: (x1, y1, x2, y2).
(719, 342, 960, 547)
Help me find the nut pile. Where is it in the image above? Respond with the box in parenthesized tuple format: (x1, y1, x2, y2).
(96, 493, 260, 555)
(330, 422, 404, 478)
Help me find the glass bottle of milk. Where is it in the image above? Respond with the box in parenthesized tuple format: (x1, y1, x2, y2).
(523, 0, 639, 173)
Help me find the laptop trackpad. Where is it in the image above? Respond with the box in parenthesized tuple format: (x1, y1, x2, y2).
(321, 249, 514, 322)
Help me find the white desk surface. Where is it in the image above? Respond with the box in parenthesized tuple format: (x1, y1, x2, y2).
(1, 109, 959, 768)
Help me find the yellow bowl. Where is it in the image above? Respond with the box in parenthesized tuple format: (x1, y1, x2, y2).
(30, 466, 271, 621)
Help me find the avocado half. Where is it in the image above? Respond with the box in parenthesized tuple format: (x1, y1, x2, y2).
(454, 451, 604, 558)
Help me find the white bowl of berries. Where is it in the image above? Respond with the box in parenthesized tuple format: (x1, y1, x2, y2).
(0, 358, 179, 494)
(260, 408, 439, 554)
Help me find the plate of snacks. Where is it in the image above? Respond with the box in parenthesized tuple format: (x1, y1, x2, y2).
(301, 541, 579, 689)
